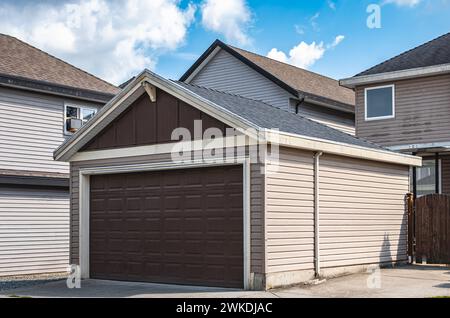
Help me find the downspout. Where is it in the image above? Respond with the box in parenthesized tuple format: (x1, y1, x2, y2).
(295, 96, 305, 114)
(314, 151, 323, 278)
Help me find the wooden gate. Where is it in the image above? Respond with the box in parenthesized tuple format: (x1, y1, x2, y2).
(415, 194, 450, 264)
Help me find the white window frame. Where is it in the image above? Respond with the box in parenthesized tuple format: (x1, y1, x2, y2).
(364, 84, 395, 121)
(64, 103, 98, 135)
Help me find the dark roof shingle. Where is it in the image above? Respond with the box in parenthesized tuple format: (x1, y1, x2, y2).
(175, 81, 385, 151)
(0, 34, 120, 95)
(357, 32, 450, 77)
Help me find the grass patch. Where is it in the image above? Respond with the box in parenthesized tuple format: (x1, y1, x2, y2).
(8, 294, 32, 298)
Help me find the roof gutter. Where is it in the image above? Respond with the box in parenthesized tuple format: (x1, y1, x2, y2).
(0, 73, 116, 103)
(301, 94, 355, 114)
(340, 63, 450, 88)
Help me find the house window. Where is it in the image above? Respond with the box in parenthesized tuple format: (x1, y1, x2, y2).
(64, 104, 97, 134)
(413, 159, 441, 197)
(364, 85, 395, 121)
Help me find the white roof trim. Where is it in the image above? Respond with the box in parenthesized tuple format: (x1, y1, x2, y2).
(340, 63, 450, 88)
(264, 130, 422, 167)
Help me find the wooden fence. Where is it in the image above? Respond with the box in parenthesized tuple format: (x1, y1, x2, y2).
(415, 194, 450, 264)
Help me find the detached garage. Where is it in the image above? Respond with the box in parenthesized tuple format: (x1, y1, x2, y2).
(54, 70, 421, 290)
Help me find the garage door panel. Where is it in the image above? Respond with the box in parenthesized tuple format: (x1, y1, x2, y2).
(89, 165, 244, 288)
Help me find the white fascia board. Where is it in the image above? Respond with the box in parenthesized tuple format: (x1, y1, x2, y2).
(264, 130, 422, 167)
(340, 63, 450, 88)
(70, 136, 259, 162)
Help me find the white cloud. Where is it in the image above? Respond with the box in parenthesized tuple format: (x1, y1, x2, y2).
(310, 12, 320, 31)
(267, 35, 345, 69)
(0, 0, 196, 85)
(329, 35, 345, 48)
(384, 0, 422, 7)
(201, 0, 252, 45)
(328, 1, 336, 10)
(294, 24, 305, 35)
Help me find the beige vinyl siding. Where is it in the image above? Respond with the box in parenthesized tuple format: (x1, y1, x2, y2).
(69, 149, 265, 274)
(190, 49, 295, 110)
(356, 74, 450, 147)
(297, 102, 355, 135)
(319, 154, 409, 268)
(265, 147, 409, 274)
(0, 87, 102, 174)
(265, 148, 315, 273)
(0, 187, 69, 276)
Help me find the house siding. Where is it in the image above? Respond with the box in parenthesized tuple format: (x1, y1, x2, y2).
(190, 49, 356, 135)
(69, 150, 265, 277)
(355, 74, 450, 147)
(0, 86, 104, 277)
(190, 49, 294, 110)
(297, 102, 355, 135)
(0, 86, 102, 174)
(318, 154, 409, 268)
(0, 187, 69, 276)
(265, 148, 315, 274)
(265, 147, 409, 280)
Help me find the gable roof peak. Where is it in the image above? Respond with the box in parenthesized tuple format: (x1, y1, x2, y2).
(180, 39, 355, 109)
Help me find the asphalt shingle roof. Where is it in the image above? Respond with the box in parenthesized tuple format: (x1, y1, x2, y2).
(0, 34, 120, 95)
(357, 32, 450, 77)
(175, 81, 386, 151)
(229, 45, 355, 107)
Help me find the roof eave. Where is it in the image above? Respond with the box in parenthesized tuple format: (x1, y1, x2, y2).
(340, 63, 450, 88)
(264, 129, 422, 167)
(0, 73, 117, 103)
(300, 92, 355, 114)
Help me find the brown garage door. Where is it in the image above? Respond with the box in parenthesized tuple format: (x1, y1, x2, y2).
(89, 165, 244, 288)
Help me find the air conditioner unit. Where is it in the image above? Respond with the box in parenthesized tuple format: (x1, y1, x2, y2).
(66, 118, 82, 133)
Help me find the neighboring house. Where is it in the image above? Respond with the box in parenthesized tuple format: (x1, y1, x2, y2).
(54, 69, 420, 290)
(0, 34, 120, 276)
(340, 32, 450, 197)
(180, 40, 356, 135)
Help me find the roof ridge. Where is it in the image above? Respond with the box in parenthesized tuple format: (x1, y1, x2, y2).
(177, 81, 385, 151)
(228, 44, 344, 84)
(0, 33, 118, 91)
(356, 31, 450, 76)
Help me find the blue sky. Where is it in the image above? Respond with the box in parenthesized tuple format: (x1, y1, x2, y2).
(1, 0, 449, 85)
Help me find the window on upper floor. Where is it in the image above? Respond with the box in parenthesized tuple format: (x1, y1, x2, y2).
(64, 104, 97, 135)
(364, 85, 395, 121)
